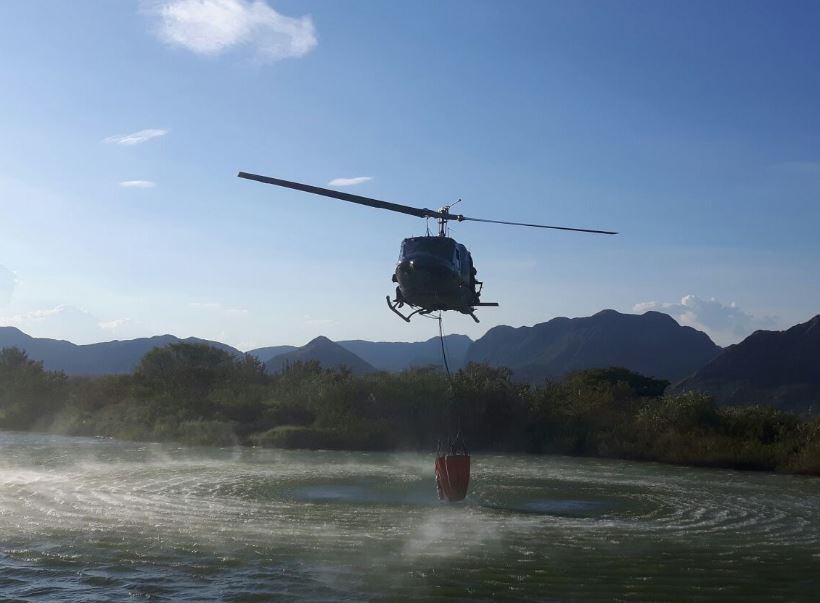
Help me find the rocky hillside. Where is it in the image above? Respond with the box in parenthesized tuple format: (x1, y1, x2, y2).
(672, 315, 820, 413)
(338, 335, 471, 372)
(465, 309, 721, 382)
(265, 336, 375, 374)
(0, 327, 241, 375)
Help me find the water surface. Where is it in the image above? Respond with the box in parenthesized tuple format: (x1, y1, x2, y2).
(1, 431, 818, 601)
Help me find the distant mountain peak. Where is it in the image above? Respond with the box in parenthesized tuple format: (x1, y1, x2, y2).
(337, 334, 472, 372)
(0, 326, 25, 336)
(265, 336, 375, 374)
(639, 309, 679, 322)
(672, 313, 820, 413)
(791, 314, 820, 335)
(466, 309, 720, 382)
(0, 330, 242, 375)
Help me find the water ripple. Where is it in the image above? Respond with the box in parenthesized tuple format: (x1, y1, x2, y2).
(0, 432, 818, 601)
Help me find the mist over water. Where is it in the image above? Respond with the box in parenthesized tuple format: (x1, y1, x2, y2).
(0, 432, 818, 601)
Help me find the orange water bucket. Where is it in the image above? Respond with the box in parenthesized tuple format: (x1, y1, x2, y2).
(435, 454, 470, 502)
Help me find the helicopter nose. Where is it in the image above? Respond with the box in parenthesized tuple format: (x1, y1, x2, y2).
(397, 259, 416, 279)
(398, 256, 448, 278)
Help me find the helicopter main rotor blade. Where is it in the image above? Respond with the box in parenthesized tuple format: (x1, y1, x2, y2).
(457, 216, 618, 235)
(237, 172, 442, 220)
(238, 172, 617, 234)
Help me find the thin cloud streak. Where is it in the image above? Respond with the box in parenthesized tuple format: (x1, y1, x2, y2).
(328, 176, 372, 187)
(119, 180, 156, 188)
(145, 0, 317, 62)
(98, 318, 135, 331)
(104, 128, 168, 145)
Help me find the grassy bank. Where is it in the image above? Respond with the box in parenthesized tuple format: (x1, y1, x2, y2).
(1, 344, 818, 474)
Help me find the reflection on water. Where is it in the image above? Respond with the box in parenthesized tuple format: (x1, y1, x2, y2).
(0, 431, 818, 601)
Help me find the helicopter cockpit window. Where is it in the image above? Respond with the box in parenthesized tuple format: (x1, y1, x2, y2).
(401, 238, 456, 260)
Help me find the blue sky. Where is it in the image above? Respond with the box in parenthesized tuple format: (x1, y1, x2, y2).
(1, 0, 818, 349)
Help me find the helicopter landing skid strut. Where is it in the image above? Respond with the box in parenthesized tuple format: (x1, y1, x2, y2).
(387, 296, 499, 323)
(386, 296, 433, 322)
(471, 301, 499, 322)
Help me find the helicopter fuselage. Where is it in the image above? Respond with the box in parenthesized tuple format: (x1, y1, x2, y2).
(236, 172, 615, 323)
(392, 236, 480, 314)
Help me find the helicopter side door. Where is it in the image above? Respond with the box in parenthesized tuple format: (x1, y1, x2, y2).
(454, 244, 472, 283)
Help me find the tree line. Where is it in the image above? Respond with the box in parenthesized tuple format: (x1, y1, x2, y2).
(1, 343, 818, 474)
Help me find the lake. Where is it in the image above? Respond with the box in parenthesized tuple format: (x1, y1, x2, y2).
(0, 431, 818, 601)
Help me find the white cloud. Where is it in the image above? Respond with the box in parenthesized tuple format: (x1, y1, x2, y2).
(634, 294, 778, 345)
(328, 176, 372, 187)
(103, 128, 168, 145)
(119, 180, 157, 188)
(0, 265, 16, 305)
(98, 318, 134, 331)
(144, 0, 317, 62)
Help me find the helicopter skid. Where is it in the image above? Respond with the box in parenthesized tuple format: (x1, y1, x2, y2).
(387, 296, 499, 323)
(386, 296, 432, 322)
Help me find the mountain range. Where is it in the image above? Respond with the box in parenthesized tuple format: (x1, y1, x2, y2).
(672, 315, 820, 413)
(264, 336, 376, 375)
(3, 311, 820, 412)
(1, 311, 716, 381)
(335, 334, 472, 372)
(0, 327, 241, 375)
(0, 326, 468, 376)
(466, 309, 721, 383)
(246, 345, 298, 362)
(248, 335, 471, 372)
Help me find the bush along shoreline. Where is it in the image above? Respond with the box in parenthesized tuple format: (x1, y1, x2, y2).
(1, 343, 818, 475)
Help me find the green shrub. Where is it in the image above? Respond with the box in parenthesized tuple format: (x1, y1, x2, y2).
(175, 419, 238, 447)
(719, 405, 799, 443)
(2, 343, 819, 476)
(0, 347, 67, 429)
(637, 391, 718, 432)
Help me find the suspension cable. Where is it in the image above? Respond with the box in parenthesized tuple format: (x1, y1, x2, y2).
(421, 311, 452, 382)
(437, 312, 452, 382)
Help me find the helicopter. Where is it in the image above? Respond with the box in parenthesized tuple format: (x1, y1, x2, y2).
(237, 172, 617, 322)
